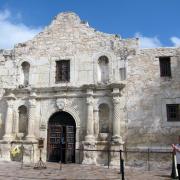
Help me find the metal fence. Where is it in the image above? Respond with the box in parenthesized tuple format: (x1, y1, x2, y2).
(2, 144, 174, 179)
(123, 148, 172, 171)
(75, 148, 172, 167)
(74, 148, 173, 180)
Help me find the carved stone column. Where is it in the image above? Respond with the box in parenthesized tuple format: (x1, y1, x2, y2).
(26, 92, 37, 141)
(93, 104, 99, 138)
(15, 109, 19, 134)
(85, 89, 95, 141)
(110, 88, 124, 166)
(112, 88, 122, 143)
(3, 93, 16, 141)
(83, 89, 96, 165)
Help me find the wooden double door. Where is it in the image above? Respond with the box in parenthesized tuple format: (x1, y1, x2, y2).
(47, 112, 76, 163)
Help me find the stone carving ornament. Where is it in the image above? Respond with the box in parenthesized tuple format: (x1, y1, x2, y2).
(56, 99, 65, 110)
(86, 96, 94, 105)
(112, 96, 121, 104)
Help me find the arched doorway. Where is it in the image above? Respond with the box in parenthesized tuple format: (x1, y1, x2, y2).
(47, 111, 76, 163)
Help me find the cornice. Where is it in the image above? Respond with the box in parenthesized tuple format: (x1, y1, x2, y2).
(3, 83, 125, 99)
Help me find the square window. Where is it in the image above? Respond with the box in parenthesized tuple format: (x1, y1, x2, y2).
(56, 60, 70, 82)
(166, 104, 180, 121)
(119, 67, 126, 80)
(159, 57, 171, 77)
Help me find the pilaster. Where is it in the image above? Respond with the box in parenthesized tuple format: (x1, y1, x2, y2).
(112, 88, 123, 143)
(85, 89, 95, 142)
(26, 92, 37, 141)
(93, 103, 99, 139)
(3, 93, 16, 141)
(83, 88, 97, 164)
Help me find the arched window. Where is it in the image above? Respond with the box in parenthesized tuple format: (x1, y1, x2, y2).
(21, 62, 30, 86)
(18, 105, 28, 136)
(99, 103, 109, 133)
(97, 56, 109, 83)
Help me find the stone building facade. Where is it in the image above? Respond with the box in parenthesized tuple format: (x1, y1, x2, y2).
(0, 12, 179, 165)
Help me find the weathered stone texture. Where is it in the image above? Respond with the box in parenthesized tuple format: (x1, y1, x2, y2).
(12, 12, 138, 87)
(125, 48, 180, 148)
(0, 12, 179, 164)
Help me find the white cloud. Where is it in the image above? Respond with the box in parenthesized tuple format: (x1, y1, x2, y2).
(135, 33, 162, 49)
(0, 9, 42, 49)
(170, 37, 180, 47)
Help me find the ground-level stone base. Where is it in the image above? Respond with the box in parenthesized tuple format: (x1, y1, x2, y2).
(0, 140, 124, 166)
(0, 140, 39, 163)
(82, 140, 124, 166)
(110, 142, 124, 166)
(82, 141, 97, 165)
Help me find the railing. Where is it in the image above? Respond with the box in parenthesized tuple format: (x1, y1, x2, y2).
(2, 144, 174, 179)
(123, 148, 172, 170)
(74, 148, 173, 180)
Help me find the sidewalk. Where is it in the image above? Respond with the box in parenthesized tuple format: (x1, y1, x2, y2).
(0, 161, 171, 179)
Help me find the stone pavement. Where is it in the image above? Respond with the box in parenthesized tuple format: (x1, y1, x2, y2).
(0, 161, 172, 180)
(0, 161, 120, 180)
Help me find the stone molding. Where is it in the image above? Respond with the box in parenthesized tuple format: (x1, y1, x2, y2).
(29, 92, 37, 99)
(4, 93, 16, 108)
(3, 83, 125, 100)
(49, 106, 81, 128)
(112, 96, 121, 104)
(6, 100, 15, 109)
(29, 99, 36, 107)
(86, 96, 94, 105)
(28, 92, 37, 107)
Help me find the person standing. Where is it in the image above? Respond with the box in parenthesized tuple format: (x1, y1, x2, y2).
(172, 136, 180, 180)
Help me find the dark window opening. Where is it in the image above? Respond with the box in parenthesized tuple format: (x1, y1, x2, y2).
(21, 61, 30, 86)
(99, 103, 109, 133)
(18, 105, 28, 138)
(120, 67, 126, 80)
(167, 104, 180, 121)
(56, 60, 70, 82)
(159, 57, 171, 77)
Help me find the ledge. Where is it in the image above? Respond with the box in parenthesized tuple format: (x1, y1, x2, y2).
(4, 82, 125, 94)
(0, 140, 38, 144)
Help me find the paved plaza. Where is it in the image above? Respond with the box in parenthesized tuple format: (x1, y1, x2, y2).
(0, 161, 172, 180)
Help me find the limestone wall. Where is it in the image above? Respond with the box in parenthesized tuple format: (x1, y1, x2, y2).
(0, 12, 179, 154)
(125, 48, 180, 148)
(0, 12, 137, 142)
(12, 12, 138, 88)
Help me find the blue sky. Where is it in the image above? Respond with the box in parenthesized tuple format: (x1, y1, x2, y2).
(0, 0, 180, 49)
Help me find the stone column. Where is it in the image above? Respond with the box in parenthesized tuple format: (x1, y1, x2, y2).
(26, 92, 37, 141)
(3, 93, 16, 141)
(112, 88, 122, 143)
(93, 104, 99, 138)
(83, 88, 97, 165)
(85, 89, 95, 141)
(15, 110, 19, 134)
(109, 86, 125, 166)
